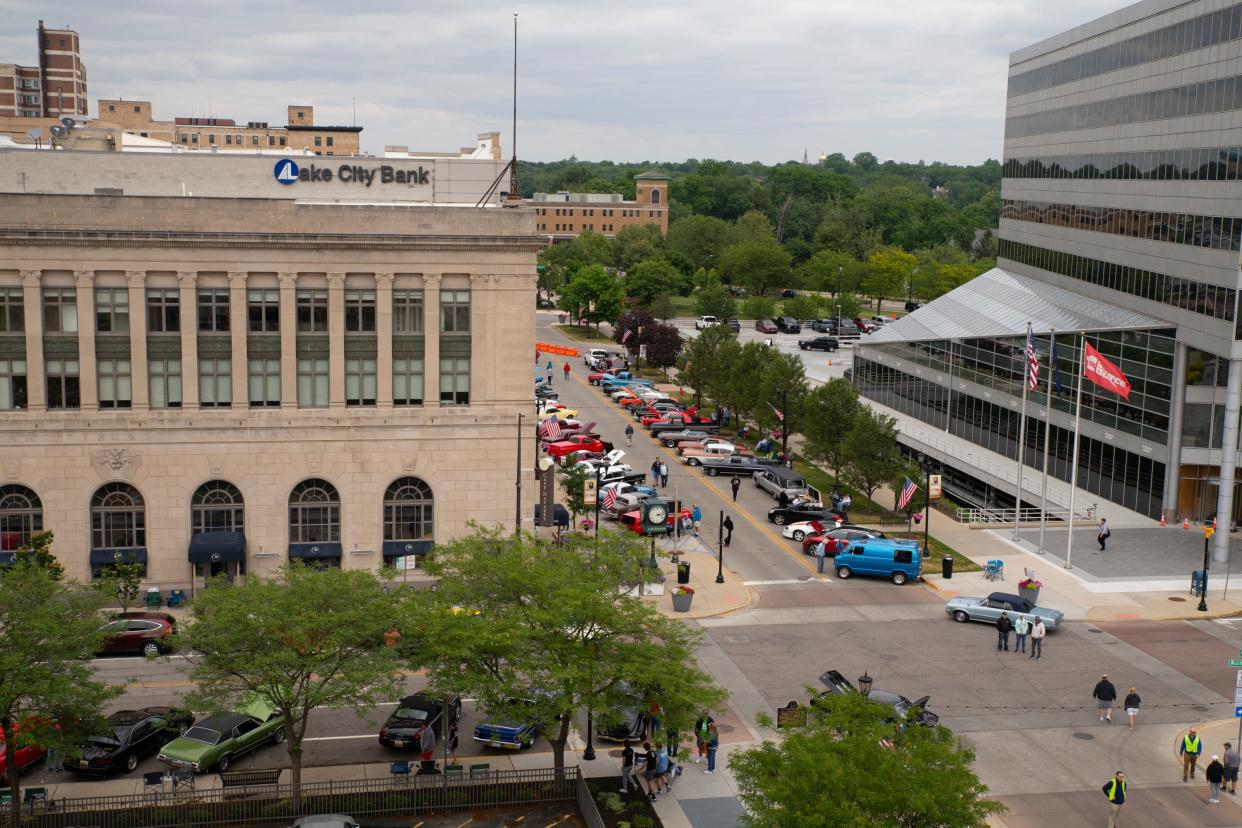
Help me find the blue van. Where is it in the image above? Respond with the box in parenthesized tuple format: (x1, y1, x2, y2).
(834, 538, 922, 584)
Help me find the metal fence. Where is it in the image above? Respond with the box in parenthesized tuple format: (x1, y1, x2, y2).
(575, 772, 607, 828)
(4, 767, 578, 828)
(958, 504, 1098, 526)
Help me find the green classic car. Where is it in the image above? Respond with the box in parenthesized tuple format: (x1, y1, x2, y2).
(156, 697, 285, 773)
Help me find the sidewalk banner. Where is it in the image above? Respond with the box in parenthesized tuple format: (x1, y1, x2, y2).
(535, 342, 580, 357)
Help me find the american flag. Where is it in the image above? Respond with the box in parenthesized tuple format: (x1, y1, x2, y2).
(769, 402, 784, 422)
(1026, 328, 1039, 390)
(621, 329, 633, 343)
(603, 487, 618, 510)
(540, 416, 562, 440)
(896, 477, 919, 511)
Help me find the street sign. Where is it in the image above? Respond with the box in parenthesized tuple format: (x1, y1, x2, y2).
(583, 478, 597, 506)
(929, 474, 942, 500)
(1229, 659, 1242, 668)
(639, 344, 648, 358)
(1235, 706, 1242, 718)
(1234, 688, 1242, 705)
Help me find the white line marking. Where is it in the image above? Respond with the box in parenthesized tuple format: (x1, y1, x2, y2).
(303, 734, 377, 742)
(743, 578, 831, 585)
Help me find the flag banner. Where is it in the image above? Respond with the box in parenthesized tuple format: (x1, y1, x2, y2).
(1082, 341, 1131, 400)
(603, 487, 618, 510)
(769, 402, 784, 422)
(1052, 341, 1063, 396)
(621, 329, 633, 343)
(541, 416, 562, 440)
(534, 342, 579, 357)
(897, 477, 919, 511)
(1026, 328, 1039, 390)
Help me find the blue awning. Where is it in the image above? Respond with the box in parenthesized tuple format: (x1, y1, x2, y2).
(89, 548, 148, 566)
(188, 532, 246, 564)
(382, 540, 433, 558)
(288, 542, 342, 560)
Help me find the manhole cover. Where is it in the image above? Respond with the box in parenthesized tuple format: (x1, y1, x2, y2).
(1087, 628, 1103, 633)
(1169, 596, 1187, 602)
(1073, 732, 1095, 741)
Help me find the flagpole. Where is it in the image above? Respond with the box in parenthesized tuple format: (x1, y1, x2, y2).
(1064, 334, 1087, 570)
(1013, 322, 1032, 540)
(1037, 328, 1055, 555)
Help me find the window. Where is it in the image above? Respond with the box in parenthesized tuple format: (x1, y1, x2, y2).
(225, 135, 232, 145)
(46, 359, 79, 409)
(314, 136, 322, 147)
(0, 288, 24, 332)
(296, 290, 328, 333)
(43, 288, 77, 333)
(651, 189, 661, 204)
(146, 288, 179, 333)
(198, 358, 232, 407)
(440, 356, 469, 405)
(97, 358, 132, 409)
(268, 136, 275, 146)
(91, 482, 145, 551)
(191, 480, 244, 535)
(279, 136, 286, 146)
(393, 291, 423, 333)
(197, 289, 230, 333)
(346, 358, 376, 406)
(440, 290, 470, 332)
(288, 479, 340, 543)
(345, 289, 376, 332)
(0, 485, 42, 552)
(148, 358, 182, 409)
(326, 136, 334, 147)
(393, 358, 423, 406)
(192, 134, 198, 144)
(208, 134, 215, 145)
(384, 476, 433, 544)
(247, 289, 280, 333)
(0, 359, 27, 410)
(297, 358, 328, 408)
(248, 358, 280, 407)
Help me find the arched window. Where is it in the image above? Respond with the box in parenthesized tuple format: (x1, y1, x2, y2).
(384, 477, 434, 542)
(91, 483, 145, 550)
(289, 479, 340, 544)
(191, 481, 244, 535)
(650, 188, 661, 205)
(0, 484, 43, 552)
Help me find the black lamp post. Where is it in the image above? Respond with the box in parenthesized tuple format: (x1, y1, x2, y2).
(716, 510, 726, 584)
(594, 467, 602, 539)
(915, 453, 932, 558)
(583, 708, 596, 760)
(858, 671, 873, 697)
(1199, 528, 1211, 612)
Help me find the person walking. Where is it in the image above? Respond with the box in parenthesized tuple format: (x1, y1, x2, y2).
(1098, 517, 1111, 551)
(416, 720, 436, 773)
(651, 459, 662, 487)
(652, 742, 670, 795)
(1225, 742, 1241, 794)
(996, 611, 1013, 651)
(659, 461, 670, 488)
(813, 538, 827, 574)
(1123, 687, 1141, 732)
(704, 721, 719, 774)
(563, 361, 571, 381)
(1030, 616, 1045, 659)
(625, 423, 634, 446)
(693, 711, 714, 763)
(1183, 727, 1204, 781)
(641, 741, 659, 800)
(620, 740, 638, 793)
(730, 476, 741, 501)
(691, 504, 702, 536)
(1013, 614, 1030, 655)
(1102, 771, 1126, 828)
(546, 360, 554, 384)
(1208, 754, 1225, 803)
(1093, 674, 1118, 723)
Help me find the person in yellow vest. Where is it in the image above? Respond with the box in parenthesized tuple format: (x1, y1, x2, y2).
(1102, 771, 1126, 828)
(1182, 727, 1203, 781)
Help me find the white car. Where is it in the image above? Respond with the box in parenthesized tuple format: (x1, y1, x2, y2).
(781, 520, 831, 542)
(695, 315, 718, 330)
(576, 450, 626, 473)
(584, 348, 609, 366)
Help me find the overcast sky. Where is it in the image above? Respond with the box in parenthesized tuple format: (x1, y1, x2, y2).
(3, 0, 1124, 166)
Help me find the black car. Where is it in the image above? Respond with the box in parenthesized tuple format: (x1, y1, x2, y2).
(773, 316, 801, 334)
(725, 319, 741, 333)
(68, 707, 194, 776)
(904, 301, 922, 312)
(597, 708, 649, 743)
(379, 693, 462, 751)
(767, 505, 847, 526)
(535, 384, 558, 399)
(798, 336, 839, 352)
(810, 318, 835, 333)
(779, 289, 799, 299)
(699, 455, 778, 476)
(815, 669, 938, 726)
(650, 420, 718, 436)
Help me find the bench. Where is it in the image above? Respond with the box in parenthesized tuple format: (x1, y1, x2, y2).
(219, 768, 282, 790)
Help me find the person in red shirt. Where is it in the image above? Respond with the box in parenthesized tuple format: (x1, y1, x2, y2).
(563, 362, 571, 380)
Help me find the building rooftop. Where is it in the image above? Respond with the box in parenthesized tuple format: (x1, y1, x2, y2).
(634, 171, 670, 180)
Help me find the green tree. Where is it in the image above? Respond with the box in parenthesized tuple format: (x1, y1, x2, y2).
(679, 323, 736, 408)
(781, 294, 822, 322)
(641, 321, 685, 370)
(666, 215, 735, 271)
(839, 409, 905, 503)
(95, 558, 146, 616)
(12, 530, 64, 581)
(612, 224, 665, 271)
(799, 249, 856, 295)
(648, 293, 677, 321)
(558, 264, 624, 335)
(731, 691, 1003, 828)
(613, 308, 656, 360)
(740, 296, 776, 320)
(801, 379, 863, 481)
(185, 565, 402, 807)
(412, 527, 728, 780)
(694, 285, 737, 319)
(852, 151, 879, 171)
(626, 258, 687, 304)
(752, 350, 808, 455)
(0, 558, 118, 819)
(865, 246, 917, 312)
(557, 461, 591, 524)
(733, 209, 776, 243)
(718, 240, 792, 297)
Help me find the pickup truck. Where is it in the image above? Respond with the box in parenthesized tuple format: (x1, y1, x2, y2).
(597, 372, 656, 390)
(694, 315, 718, 330)
(698, 455, 778, 476)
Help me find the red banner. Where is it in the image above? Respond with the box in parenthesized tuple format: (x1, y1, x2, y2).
(535, 342, 580, 357)
(1083, 341, 1130, 400)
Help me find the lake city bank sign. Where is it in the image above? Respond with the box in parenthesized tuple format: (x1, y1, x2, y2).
(273, 159, 431, 188)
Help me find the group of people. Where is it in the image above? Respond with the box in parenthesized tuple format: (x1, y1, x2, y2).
(619, 711, 720, 802)
(649, 459, 671, 488)
(993, 612, 1047, 658)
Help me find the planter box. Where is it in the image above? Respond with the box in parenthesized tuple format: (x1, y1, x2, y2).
(1020, 587, 1040, 605)
(671, 592, 694, 613)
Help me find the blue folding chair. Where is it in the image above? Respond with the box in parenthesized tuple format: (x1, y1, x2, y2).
(983, 559, 1005, 581)
(389, 760, 411, 785)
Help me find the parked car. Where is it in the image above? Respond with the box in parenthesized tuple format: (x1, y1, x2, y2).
(538, 406, 577, 420)
(810, 318, 836, 333)
(674, 436, 734, 454)
(583, 348, 609, 367)
(945, 591, 1064, 631)
(798, 336, 839, 352)
(649, 420, 718, 436)
(754, 468, 810, 501)
(379, 693, 463, 751)
(904, 301, 922, 312)
(68, 707, 193, 776)
(774, 316, 801, 334)
(833, 538, 921, 584)
(779, 289, 799, 299)
(699, 455, 777, 477)
(754, 319, 778, 334)
(0, 721, 45, 784)
(871, 316, 892, 327)
(836, 320, 861, 337)
(157, 697, 286, 773)
(815, 669, 938, 726)
(472, 697, 552, 750)
(543, 435, 608, 458)
(535, 384, 559, 400)
(659, 429, 717, 447)
(800, 525, 886, 553)
(767, 504, 846, 526)
(97, 611, 178, 657)
(618, 507, 691, 535)
(597, 708, 650, 742)
(725, 319, 742, 333)
(694, 315, 718, 330)
(852, 317, 877, 334)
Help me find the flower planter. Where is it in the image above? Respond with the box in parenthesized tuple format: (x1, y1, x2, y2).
(671, 591, 694, 613)
(1021, 587, 1040, 605)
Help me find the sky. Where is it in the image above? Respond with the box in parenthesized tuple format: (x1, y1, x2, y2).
(3, 0, 1126, 166)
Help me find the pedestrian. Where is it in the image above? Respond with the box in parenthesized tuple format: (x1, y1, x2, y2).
(1183, 727, 1204, 781)
(660, 461, 670, 488)
(546, 360, 553, 383)
(704, 721, 719, 774)
(563, 361, 571, 381)
(1124, 687, 1141, 732)
(723, 514, 734, 547)
(1225, 741, 1240, 794)
(778, 490, 791, 508)
(625, 423, 634, 446)
(1102, 771, 1126, 828)
(813, 538, 827, 574)
(655, 741, 672, 791)
(830, 488, 843, 510)
(45, 744, 63, 773)
(1030, 616, 1045, 659)
(1093, 674, 1117, 723)
(730, 476, 741, 501)
(693, 711, 714, 763)
(1098, 517, 1110, 551)
(1208, 754, 1225, 803)
(692, 503, 702, 536)
(1013, 614, 1030, 655)
(996, 611, 1013, 651)
(651, 459, 661, 486)
(416, 720, 436, 773)
(641, 740, 659, 800)
(620, 740, 638, 793)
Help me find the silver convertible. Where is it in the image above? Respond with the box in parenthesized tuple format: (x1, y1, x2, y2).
(944, 591, 1064, 631)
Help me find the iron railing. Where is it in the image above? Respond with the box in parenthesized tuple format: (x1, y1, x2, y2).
(957, 504, 1098, 525)
(576, 772, 608, 828)
(4, 766, 578, 828)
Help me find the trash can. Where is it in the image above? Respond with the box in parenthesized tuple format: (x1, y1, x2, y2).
(942, 555, 953, 579)
(677, 561, 691, 584)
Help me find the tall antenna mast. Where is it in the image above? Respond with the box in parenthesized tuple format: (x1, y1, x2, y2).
(507, 12, 521, 201)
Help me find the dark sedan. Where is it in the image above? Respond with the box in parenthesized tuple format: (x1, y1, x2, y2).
(597, 708, 649, 743)
(798, 336, 839, 352)
(379, 693, 462, 751)
(767, 505, 847, 526)
(69, 707, 193, 776)
(725, 319, 741, 332)
(97, 612, 177, 657)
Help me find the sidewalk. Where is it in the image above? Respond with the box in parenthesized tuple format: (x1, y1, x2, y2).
(642, 534, 753, 620)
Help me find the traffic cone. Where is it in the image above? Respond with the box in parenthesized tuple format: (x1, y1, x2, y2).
(1160, 514, 1166, 527)
(1214, 517, 1218, 529)
(1184, 518, 1190, 529)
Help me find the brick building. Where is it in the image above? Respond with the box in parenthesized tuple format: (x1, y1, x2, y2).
(528, 172, 670, 239)
(0, 20, 88, 119)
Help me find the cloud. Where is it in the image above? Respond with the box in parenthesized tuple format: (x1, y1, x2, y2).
(5, 0, 1124, 164)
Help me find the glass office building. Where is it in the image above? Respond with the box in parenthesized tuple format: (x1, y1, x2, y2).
(855, 0, 1242, 534)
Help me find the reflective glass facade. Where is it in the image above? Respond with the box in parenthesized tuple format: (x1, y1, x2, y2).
(1003, 147, 1242, 181)
(1001, 200, 1242, 252)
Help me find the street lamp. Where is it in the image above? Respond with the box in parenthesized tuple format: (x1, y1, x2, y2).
(1200, 526, 1212, 612)
(594, 467, 603, 539)
(858, 672, 873, 697)
(716, 510, 726, 584)
(583, 708, 596, 760)
(915, 453, 932, 558)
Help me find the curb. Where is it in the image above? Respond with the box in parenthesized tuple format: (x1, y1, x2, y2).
(1171, 720, 1235, 768)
